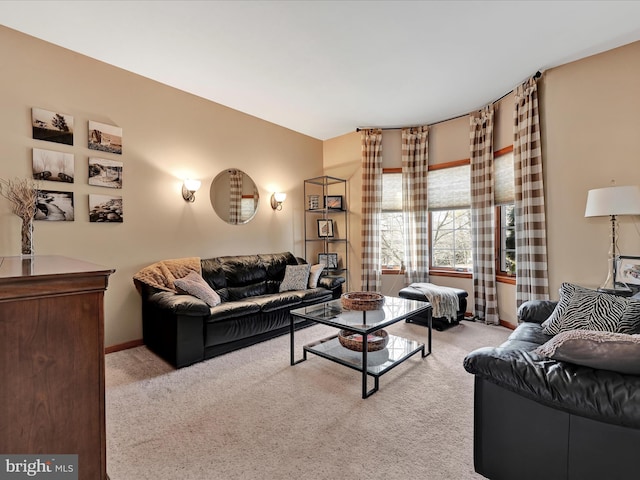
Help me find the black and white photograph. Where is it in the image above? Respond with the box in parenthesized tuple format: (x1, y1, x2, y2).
(89, 157, 123, 189)
(32, 148, 74, 183)
(89, 194, 123, 223)
(35, 190, 74, 221)
(32, 107, 74, 145)
(317, 219, 334, 237)
(88, 120, 123, 155)
(616, 255, 640, 286)
(318, 253, 339, 270)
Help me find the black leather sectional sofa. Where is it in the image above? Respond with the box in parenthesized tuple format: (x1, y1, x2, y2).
(463, 299, 640, 480)
(134, 252, 344, 368)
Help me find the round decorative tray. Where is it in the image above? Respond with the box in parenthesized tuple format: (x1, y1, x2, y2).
(341, 291, 385, 311)
(338, 329, 389, 352)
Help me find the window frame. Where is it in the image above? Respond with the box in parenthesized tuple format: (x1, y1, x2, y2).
(427, 159, 471, 277)
(494, 145, 516, 283)
(380, 168, 404, 274)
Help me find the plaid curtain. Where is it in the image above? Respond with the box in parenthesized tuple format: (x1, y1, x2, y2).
(514, 76, 549, 305)
(470, 105, 498, 325)
(361, 129, 383, 292)
(229, 169, 242, 225)
(402, 126, 429, 284)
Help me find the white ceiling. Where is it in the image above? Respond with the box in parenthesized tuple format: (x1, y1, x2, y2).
(2, 1, 640, 140)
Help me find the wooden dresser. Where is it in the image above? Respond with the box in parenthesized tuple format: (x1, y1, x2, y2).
(0, 255, 114, 480)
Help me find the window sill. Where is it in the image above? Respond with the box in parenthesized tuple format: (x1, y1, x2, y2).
(497, 274, 516, 285)
(381, 269, 403, 275)
(429, 269, 472, 279)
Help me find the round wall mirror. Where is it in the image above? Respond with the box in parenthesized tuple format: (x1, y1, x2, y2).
(210, 169, 259, 224)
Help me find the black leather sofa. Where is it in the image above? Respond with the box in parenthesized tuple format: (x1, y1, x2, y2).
(134, 252, 344, 368)
(463, 299, 640, 480)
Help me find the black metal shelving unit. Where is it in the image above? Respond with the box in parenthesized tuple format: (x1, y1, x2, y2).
(304, 175, 348, 291)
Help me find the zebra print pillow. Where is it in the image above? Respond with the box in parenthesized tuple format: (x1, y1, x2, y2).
(542, 283, 640, 335)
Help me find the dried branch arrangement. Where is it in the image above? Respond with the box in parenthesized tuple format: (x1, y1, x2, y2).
(0, 177, 39, 220)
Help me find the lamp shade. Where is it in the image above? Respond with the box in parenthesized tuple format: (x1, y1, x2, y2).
(584, 185, 640, 217)
(183, 179, 201, 192)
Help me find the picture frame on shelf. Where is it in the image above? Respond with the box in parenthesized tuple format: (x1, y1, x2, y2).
(308, 194, 320, 210)
(325, 195, 343, 210)
(317, 219, 334, 237)
(616, 255, 640, 286)
(318, 253, 339, 270)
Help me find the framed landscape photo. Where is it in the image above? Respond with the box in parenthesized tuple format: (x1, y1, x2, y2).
(32, 148, 74, 183)
(318, 253, 338, 270)
(32, 107, 74, 146)
(325, 195, 343, 210)
(89, 194, 123, 223)
(317, 219, 334, 237)
(89, 157, 123, 189)
(616, 255, 640, 286)
(35, 190, 74, 221)
(88, 120, 123, 155)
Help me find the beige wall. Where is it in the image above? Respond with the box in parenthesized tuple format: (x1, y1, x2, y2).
(0, 26, 323, 347)
(323, 41, 640, 327)
(3, 24, 638, 343)
(542, 40, 640, 296)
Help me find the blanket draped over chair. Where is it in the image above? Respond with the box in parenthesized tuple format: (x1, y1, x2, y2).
(133, 257, 201, 293)
(405, 283, 460, 320)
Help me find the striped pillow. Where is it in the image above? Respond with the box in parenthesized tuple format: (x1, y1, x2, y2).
(542, 283, 640, 335)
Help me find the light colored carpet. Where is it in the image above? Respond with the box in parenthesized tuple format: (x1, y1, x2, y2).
(105, 320, 510, 480)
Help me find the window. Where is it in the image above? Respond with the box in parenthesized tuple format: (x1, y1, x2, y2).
(430, 208, 472, 270)
(499, 204, 516, 275)
(427, 162, 471, 272)
(495, 148, 516, 277)
(380, 171, 405, 270)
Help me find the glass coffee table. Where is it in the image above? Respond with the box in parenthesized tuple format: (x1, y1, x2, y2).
(289, 296, 432, 398)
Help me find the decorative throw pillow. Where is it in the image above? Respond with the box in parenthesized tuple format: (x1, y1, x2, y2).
(308, 264, 325, 288)
(279, 264, 311, 292)
(534, 329, 640, 374)
(174, 271, 221, 307)
(541, 283, 640, 335)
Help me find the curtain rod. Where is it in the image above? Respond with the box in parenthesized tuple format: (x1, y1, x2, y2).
(356, 70, 542, 133)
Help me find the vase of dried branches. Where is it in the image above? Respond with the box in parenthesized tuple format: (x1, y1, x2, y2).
(0, 177, 38, 257)
(21, 216, 34, 256)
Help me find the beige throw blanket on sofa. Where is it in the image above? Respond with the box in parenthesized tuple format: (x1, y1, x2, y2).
(408, 282, 460, 320)
(133, 257, 202, 292)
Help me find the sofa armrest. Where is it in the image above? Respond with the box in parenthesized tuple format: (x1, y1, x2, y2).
(318, 275, 345, 291)
(464, 346, 640, 429)
(147, 291, 210, 316)
(517, 299, 557, 324)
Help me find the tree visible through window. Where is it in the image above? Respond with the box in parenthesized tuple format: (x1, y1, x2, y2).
(430, 209, 472, 270)
(500, 204, 516, 274)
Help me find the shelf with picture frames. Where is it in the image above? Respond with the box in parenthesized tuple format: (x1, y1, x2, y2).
(304, 176, 348, 291)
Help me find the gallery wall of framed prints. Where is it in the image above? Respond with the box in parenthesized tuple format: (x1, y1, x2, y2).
(30, 107, 123, 223)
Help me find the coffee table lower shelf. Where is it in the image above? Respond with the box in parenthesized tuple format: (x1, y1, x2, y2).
(295, 333, 425, 398)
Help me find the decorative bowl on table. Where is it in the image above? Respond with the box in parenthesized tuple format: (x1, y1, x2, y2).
(338, 329, 389, 352)
(341, 291, 385, 311)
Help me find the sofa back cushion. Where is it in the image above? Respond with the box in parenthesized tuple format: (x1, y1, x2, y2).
(258, 252, 299, 293)
(201, 252, 300, 301)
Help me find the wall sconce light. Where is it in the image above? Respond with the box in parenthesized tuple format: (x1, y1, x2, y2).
(270, 192, 286, 211)
(182, 179, 201, 203)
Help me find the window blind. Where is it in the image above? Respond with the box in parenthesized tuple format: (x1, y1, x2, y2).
(382, 172, 402, 211)
(427, 164, 470, 210)
(427, 150, 514, 210)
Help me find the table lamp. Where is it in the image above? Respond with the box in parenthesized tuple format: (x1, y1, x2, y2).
(584, 185, 640, 292)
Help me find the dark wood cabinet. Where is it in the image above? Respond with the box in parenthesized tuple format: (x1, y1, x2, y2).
(0, 255, 114, 480)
